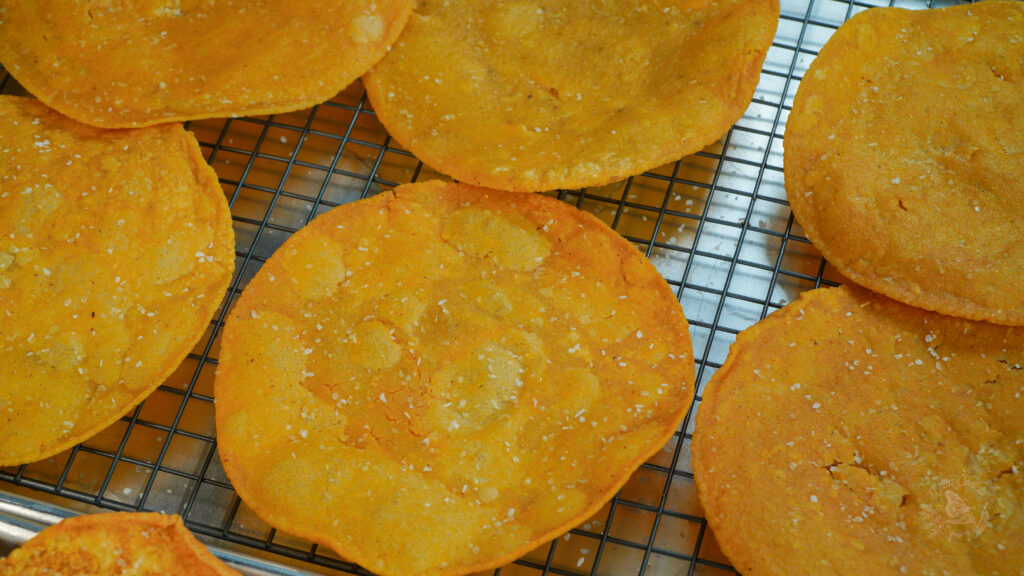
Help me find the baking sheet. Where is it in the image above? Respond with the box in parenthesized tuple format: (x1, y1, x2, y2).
(0, 0, 964, 574)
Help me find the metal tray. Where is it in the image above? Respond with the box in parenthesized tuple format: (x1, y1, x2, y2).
(0, 0, 965, 573)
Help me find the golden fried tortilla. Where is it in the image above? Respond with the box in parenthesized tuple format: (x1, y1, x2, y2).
(0, 0, 414, 128)
(215, 180, 695, 576)
(0, 96, 234, 466)
(0, 512, 241, 575)
(784, 2, 1024, 325)
(363, 0, 778, 192)
(692, 284, 1024, 576)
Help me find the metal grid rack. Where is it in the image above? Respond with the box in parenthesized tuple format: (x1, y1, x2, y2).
(0, 0, 970, 573)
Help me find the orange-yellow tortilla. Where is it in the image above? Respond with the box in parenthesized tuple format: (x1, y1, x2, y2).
(693, 284, 1024, 576)
(0, 96, 235, 466)
(0, 512, 241, 575)
(784, 2, 1024, 325)
(215, 180, 695, 576)
(363, 0, 778, 192)
(0, 0, 414, 128)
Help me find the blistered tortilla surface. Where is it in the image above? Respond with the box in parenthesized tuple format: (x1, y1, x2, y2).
(0, 96, 235, 466)
(784, 2, 1024, 325)
(216, 180, 695, 576)
(693, 284, 1024, 576)
(0, 512, 241, 575)
(364, 0, 778, 191)
(0, 0, 414, 127)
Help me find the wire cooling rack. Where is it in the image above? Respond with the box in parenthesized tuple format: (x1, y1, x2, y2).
(0, 0, 972, 573)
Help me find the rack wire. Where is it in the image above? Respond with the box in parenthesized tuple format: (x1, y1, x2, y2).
(0, 0, 971, 573)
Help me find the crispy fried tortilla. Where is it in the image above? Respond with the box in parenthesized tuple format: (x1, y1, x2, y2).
(363, 0, 778, 191)
(0, 96, 234, 466)
(0, 0, 414, 127)
(215, 180, 695, 576)
(693, 284, 1024, 576)
(784, 2, 1024, 325)
(0, 513, 241, 575)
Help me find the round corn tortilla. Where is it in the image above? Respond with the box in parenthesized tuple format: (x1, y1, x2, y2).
(784, 2, 1024, 325)
(692, 284, 1024, 576)
(0, 96, 234, 466)
(0, 512, 241, 575)
(215, 180, 695, 576)
(0, 0, 414, 128)
(362, 0, 778, 192)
